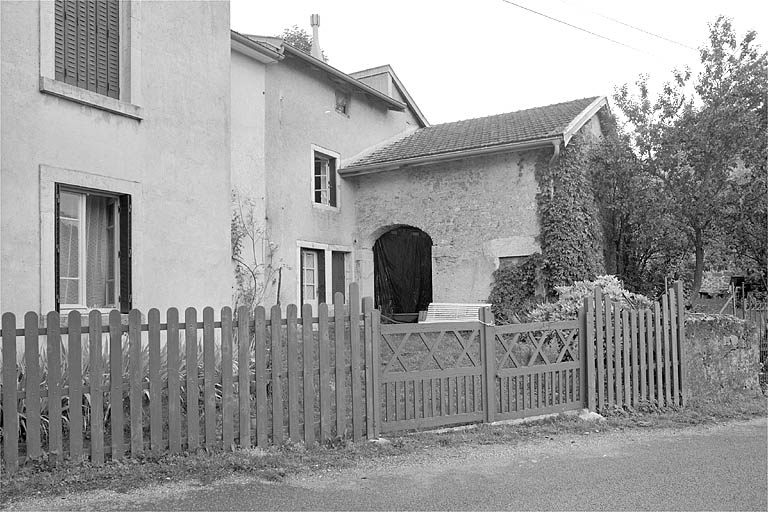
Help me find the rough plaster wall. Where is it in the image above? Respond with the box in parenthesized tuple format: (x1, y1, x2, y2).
(353, 150, 543, 303)
(0, 0, 231, 315)
(684, 314, 762, 399)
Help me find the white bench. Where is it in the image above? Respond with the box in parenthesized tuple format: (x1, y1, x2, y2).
(419, 303, 491, 323)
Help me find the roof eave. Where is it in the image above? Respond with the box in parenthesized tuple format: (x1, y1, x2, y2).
(231, 31, 282, 63)
(280, 45, 407, 112)
(561, 96, 608, 145)
(339, 137, 562, 177)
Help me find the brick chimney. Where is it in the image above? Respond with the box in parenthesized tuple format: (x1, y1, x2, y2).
(310, 14, 323, 61)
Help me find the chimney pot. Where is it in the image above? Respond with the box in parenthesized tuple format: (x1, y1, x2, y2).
(310, 14, 323, 61)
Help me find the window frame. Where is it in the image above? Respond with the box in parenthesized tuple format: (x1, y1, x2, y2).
(38, 0, 143, 119)
(56, 186, 121, 311)
(297, 242, 353, 310)
(40, 165, 141, 315)
(310, 145, 341, 211)
(334, 89, 351, 116)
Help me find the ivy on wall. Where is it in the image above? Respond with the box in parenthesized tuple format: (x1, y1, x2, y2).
(535, 133, 605, 289)
(489, 129, 607, 321)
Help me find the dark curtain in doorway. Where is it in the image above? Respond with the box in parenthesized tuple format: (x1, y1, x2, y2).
(373, 227, 433, 318)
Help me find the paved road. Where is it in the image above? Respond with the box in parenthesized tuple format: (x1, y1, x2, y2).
(10, 418, 768, 511)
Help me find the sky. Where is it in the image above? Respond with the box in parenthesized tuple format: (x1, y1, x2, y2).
(230, 0, 767, 125)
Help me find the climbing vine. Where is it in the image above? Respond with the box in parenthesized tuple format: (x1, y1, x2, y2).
(535, 132, 605, 290)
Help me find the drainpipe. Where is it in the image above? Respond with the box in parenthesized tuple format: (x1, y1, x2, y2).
(547, 139, 562, 200)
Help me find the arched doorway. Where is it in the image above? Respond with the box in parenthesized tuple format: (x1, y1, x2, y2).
(373, 226, 433, 321)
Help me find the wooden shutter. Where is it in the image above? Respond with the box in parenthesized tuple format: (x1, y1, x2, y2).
(329, 158, 337, 207)
(54, 1, 66, 81)
(317, 251, 326, 305)
(106, 0, 120, 99)
(54, 184, 62, 312)
(118, 194, 132, 313)
(54, 0, 119, 98)
(332, 252, 345, 300)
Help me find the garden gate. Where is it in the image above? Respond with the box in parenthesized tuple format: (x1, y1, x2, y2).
(374, 309, 587, 433)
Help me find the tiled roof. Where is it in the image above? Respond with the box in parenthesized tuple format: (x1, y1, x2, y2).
(343, 97, 601, 170)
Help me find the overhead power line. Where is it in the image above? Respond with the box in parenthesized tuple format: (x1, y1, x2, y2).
(557, 0, 697, 51)
(500, 0, 655, 56)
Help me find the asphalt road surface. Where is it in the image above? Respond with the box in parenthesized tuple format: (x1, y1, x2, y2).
(10, 418, 767, 511)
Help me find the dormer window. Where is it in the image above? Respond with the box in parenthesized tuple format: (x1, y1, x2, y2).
(335, 90, 350, 116)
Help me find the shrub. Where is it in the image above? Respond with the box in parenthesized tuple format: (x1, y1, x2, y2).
(529, 275, 653, 322)
(488, 254, 546, 323)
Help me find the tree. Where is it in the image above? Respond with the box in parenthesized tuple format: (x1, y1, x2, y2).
(277, 25, 328, 61)
(611, 16, 767, 297)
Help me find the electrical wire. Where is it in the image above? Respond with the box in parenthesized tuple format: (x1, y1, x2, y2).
(500, 0, 655, 56)
(556, 0, 697, 51)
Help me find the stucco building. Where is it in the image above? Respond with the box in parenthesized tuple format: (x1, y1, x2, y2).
(0, 0, 232, 317)
(230, 21, 607, 318)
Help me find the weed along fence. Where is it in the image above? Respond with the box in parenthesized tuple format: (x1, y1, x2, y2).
(1, 284, 375, 473)
(1, 282, 688, 472)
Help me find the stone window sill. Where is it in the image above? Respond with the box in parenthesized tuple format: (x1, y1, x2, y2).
(39, 77, 143, 121)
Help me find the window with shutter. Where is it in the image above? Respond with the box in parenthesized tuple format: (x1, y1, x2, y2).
(55, 184, 131, 312)
(313, 151, 338, 208)
(54, 0, 120, 99)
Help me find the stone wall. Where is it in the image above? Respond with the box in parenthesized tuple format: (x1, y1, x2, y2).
(684, 313, 762, 400)
(352, 149, 545, 303)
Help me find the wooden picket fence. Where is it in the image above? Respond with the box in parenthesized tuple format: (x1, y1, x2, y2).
(1, 281, 689, 472)
(584, 281, 687, 409)
(1, 284, 375, 473)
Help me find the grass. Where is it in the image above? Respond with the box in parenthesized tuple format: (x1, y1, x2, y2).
(2, 391, 764, 509)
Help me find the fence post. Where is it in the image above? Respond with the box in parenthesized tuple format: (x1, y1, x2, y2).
(579, 298, 588, 410)
(363, 297, 375, 440)
(480, 307, 496, 423)
(371, 309, 382, 438)
(675, 281, 688, 406)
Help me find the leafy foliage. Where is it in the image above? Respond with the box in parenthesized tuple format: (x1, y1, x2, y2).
(488, 254, 545, 323)
(528, 275, 653, 322)
(536, 133, 605, 289)
(611, 17, 767, 296)
(277, 25, 328, 61)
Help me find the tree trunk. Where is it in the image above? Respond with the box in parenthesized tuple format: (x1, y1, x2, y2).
(692, 227, 705, 303)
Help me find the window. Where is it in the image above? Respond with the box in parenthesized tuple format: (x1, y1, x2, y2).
(54, 0, 120, 99)
(300, 248, 350, 308)
(499, 255, 528, 269)
(335, 90, 350, 116)
(314, 151, 337, 207)
(56, 185, 131, 312)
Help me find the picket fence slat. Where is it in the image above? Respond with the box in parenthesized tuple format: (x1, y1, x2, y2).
(68, 311, 84, 461)
(25, 312, 42, 461)
(630, 310, 639, 407)
(149, 309, 163, 454)
(89, 310, 104, 465)
(669, 288, 680, 405)
(363, 297, 375, 440)
(167, 308, 181, 454)
(661, 294, 672, 406)
(676, 281, 688, 406)
(302, 304, 315, 446)
(334, 292, 346, 438)
(185, 307, 199, 451)
(221, 307, 234, 450)
(203, 307, 216, 449)
(254, 306, 268, 448)
(129, 310, 142, 456)
(622, 310, 631, 407)
(2, 313, 19, 471)
(349, 284, 363, 442)
(270, 305, 283, 445)
(238, 306, 251, 448)
(318, 304, 331, 442)
(286, 304, 300, 443)
(48, 311, 63, 465)
(613, 303, 623, 408)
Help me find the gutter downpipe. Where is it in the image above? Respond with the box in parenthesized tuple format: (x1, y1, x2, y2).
(549, 138, 562, 165)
